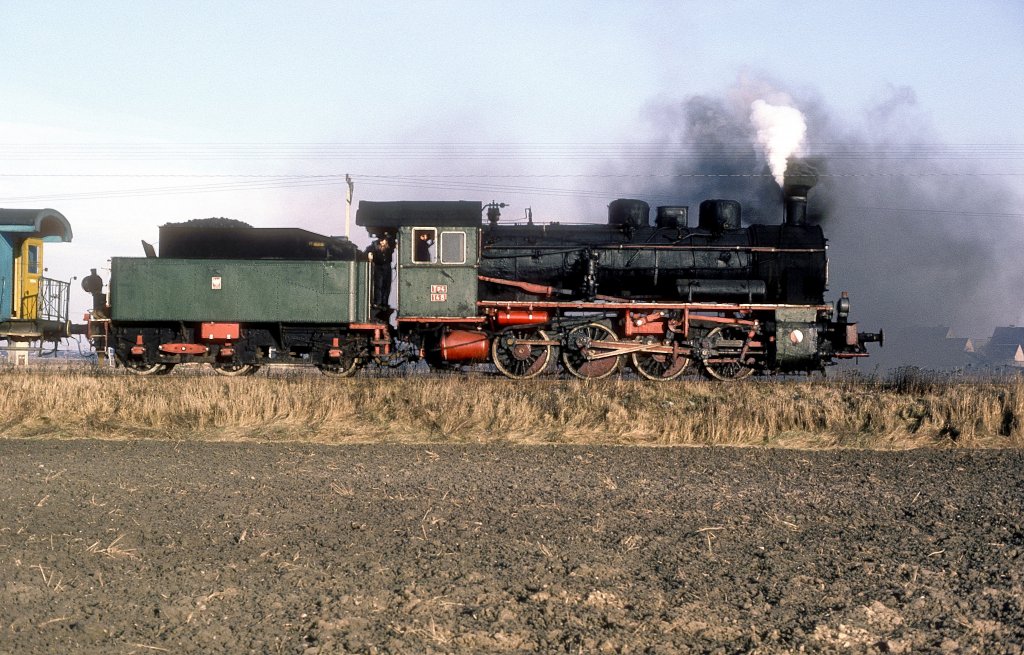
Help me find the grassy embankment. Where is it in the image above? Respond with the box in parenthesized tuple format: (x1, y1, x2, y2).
(1, 364, 1022, 448)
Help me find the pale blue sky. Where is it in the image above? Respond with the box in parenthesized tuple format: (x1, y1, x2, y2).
(2, 1, 1023, 329)
(5, 2, 1022, 143)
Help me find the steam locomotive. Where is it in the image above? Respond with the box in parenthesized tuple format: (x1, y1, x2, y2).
(85, 161, 881, 379)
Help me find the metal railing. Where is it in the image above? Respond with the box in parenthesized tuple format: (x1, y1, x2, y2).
(19, 277, 71, 323)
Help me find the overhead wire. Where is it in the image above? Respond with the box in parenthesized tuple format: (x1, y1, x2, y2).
(0, 174, 678, 204)
(2, 142, 1022, 215)
(2, 171, 1024, 178)
(2, 141, 1024, 161)
(2, 175, 1022, 219)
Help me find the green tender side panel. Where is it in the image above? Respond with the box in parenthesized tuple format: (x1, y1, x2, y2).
(111, 258, 369, 324)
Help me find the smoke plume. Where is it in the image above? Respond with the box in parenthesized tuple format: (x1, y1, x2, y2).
(635, 77, 1024, 345)
(750, 99, 807, 185)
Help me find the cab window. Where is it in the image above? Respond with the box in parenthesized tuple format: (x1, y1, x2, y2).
(412, 228, 436, 263)
(440, 231, 466, 264)
(27, 245, 39, 274)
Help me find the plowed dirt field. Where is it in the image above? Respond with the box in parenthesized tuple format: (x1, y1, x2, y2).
(1, 441, 1022, 654)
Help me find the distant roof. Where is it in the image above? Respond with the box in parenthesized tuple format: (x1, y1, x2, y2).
(915, 326, 955, 340)
(990, 327, 1024, 345)
(872, 326, 980, 370)
(0, 208, 73, 242)
(947, 337, 973, 352)
(892, 326, 956, 341)
(987, 343, 1024, 362)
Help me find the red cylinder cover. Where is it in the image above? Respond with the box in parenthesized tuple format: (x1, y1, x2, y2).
(492, 310, 550, 326)
(441, 330, 490, 362)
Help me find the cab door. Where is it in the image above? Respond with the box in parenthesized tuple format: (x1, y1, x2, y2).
(16, 238, 43, 319)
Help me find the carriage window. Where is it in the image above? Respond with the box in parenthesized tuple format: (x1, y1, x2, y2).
(412, 228, 436, 263)
(440, 231, 466, 264)
(27, 245, 39, 274)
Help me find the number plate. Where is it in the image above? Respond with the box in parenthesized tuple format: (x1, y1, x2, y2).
(430, 284, 448, 302)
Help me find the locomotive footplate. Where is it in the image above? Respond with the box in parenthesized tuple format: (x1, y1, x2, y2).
(478, 300, 831, 312)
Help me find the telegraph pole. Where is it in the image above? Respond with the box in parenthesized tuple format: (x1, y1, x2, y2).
(345, 174, 354, 240)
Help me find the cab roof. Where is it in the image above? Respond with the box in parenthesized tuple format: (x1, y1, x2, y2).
(0, 208, 73, 242)
(356, 201, 482, 229)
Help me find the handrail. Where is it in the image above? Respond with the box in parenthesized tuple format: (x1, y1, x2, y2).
(20, 277, 71, 323)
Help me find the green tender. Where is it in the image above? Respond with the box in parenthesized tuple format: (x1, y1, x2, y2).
(110, 258, 370, 324)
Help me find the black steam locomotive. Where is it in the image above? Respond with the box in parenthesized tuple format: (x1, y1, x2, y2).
(86, 161, 880, 379)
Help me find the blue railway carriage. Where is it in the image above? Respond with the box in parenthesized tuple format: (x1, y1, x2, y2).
(0, 209, 73, 346)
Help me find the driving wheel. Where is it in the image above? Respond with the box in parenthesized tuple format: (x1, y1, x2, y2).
(701, 326, 755, 381)
(492, 329, 553, 380)
(562, 323, 621, 380)
(631, 339, 689, 381)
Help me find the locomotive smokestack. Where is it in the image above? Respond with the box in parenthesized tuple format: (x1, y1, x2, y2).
(782, 158, 819, 226)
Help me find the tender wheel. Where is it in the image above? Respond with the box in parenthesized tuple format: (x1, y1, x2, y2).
(317, 357, 360, 377)
(211, 363, 260, 377)
(701, 326, 755, 381)
(631, 339, 689, 381)
(562, 323, 621, 380)
(492, 329, 553, 380)
(123, 361, 173, 376)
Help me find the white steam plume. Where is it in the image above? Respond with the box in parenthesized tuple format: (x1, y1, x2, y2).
(750, 99, 807, 185)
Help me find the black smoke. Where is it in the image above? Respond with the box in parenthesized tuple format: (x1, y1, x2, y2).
(638, 93, 784, 224)
(634, 79, 1024, 340)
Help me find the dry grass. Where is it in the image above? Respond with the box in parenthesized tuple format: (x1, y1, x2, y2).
(1, 363, 1022, 449)
(85, 534, 140, 560)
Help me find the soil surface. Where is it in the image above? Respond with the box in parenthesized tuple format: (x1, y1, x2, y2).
(0, 441, 1022, 654)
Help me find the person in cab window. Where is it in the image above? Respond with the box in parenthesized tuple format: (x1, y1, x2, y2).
(414, 230, 434, 263)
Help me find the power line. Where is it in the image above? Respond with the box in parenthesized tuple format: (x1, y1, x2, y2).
(2, 169, 1023, 205)
(2, 174, 1022, 219)
(2, 172, 1023, 179)
(0, 175, 670, 204)
(3, 142, 1024, 161)
(851, 206, 1024, 218)
(4, 141, 1024, 148)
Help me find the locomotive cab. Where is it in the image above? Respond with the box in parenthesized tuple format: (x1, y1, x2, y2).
(397, 224, 479, 319)
(356, 201, 483, 321)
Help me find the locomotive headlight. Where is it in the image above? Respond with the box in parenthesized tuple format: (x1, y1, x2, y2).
(789, 329, 805, 345)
